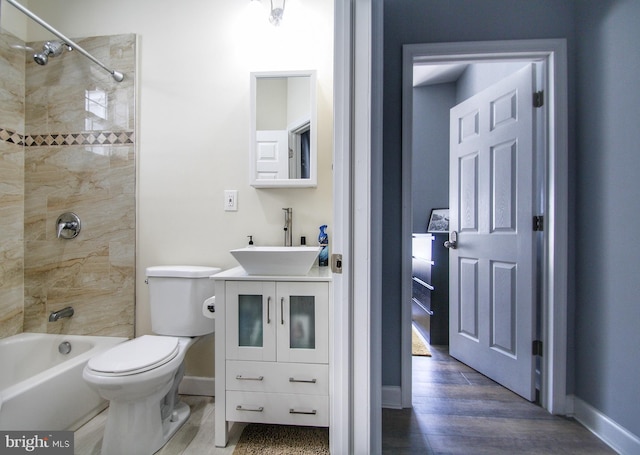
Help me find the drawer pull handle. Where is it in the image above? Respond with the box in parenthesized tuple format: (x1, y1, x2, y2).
(267, 296, 271, 323)
(236, 375, 264, 381)
(281, 297, 285, 325)
(412, 276, 434, 291)
(236, 405, 264, 412)
(289, 409, 317, 415)
(289, 377, 317, 384)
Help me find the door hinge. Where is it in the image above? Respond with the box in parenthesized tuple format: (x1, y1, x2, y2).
(533, 215, 544, 231)
(532, 340, 543, 357)
(533, 91, 544, 108)
(331, 253, 343, 274)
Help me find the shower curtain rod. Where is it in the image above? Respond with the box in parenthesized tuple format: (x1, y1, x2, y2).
(5, 0, 124, 82)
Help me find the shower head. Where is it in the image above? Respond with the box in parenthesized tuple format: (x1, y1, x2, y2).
(34, 40, 66, 65)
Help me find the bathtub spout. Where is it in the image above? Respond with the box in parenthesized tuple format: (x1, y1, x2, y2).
(49, 306, 74, 322)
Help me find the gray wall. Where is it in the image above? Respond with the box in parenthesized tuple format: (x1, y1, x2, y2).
(574, 0, 640, 437)
(412, 83, 455, 233)
(385, 0, 640, 438)
(456, 62, 530, 103)
(382, 0, 577, 389)
(412, 62, 529, 234)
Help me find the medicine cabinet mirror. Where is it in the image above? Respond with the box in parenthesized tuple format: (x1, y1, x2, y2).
(250, 70, 317, 188)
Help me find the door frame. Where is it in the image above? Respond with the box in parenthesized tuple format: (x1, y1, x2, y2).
(400, 39, 569, 414)
(332, 0, 383, 453)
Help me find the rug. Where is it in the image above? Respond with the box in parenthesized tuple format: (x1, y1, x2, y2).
(412, 325, 431, 356)
(233, 424, 329, 455)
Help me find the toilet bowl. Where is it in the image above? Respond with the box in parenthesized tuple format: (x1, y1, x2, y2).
(82, 265, 220, 455)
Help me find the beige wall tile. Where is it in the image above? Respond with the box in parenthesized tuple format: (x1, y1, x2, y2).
(1, 32, 136, 339)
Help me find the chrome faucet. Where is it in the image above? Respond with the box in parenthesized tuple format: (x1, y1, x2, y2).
(282, 208, 292, 247)
(49, 306, 74, 322)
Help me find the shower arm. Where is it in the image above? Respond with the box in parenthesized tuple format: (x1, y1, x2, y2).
(5, 0, 124, 82)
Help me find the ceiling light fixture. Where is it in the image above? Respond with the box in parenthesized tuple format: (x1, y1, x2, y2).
(269, 0, 285, 26)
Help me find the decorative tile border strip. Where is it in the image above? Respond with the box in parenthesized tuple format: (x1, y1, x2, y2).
(0, 127, 24, 146)
(0, 127, 135, 147)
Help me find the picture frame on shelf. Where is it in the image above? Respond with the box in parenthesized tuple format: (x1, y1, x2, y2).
(427, 208, 449, 233)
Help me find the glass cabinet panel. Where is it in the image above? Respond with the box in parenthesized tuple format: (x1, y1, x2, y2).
(289, 295, 316, 349)
(238, 295, 263, 347)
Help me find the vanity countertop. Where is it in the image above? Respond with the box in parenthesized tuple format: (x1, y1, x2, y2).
(211, 266, 332, 282)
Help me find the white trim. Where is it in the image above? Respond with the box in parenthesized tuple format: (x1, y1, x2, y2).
(331, 0, 354, 453)
(571, 395, 640, 455)
(352, 0, 373, 452)
(370, 1, 384, 454)
(400, 39, 568, 414)
(178, 376, 215, 397)
(381, 386, 403, 409)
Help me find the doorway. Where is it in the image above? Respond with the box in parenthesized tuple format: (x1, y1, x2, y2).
(399, 40, 569, 414)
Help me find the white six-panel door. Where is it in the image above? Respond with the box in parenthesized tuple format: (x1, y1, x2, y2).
(255, 130, 289, 180)
(449, 64, 538, 401)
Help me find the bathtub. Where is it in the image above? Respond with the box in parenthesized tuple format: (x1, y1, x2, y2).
(0, 332, 127, 430)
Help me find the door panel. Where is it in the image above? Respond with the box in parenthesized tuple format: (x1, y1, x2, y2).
(459, 154, 479, 232)
(458, 258, 479, 339)
(255, 130, 289, 180)
(449, 64, 537, 401)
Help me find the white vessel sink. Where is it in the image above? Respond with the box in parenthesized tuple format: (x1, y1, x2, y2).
(230, 246, 322, 276)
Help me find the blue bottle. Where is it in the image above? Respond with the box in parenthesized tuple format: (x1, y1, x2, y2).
(318, 225, 329, 267)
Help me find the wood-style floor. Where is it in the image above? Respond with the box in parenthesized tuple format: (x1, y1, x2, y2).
(381, 344, 617, 455)
(75, 345, 616, 454)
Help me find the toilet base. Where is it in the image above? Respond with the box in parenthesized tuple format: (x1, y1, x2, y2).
(163, 401, 191, 445)
(100, 396, 191, 455)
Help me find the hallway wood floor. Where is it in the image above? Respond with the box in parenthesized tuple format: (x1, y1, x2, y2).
(381, 344, 616, 454)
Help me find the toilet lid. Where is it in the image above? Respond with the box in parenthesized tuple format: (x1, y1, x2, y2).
(87, 335, 180, 376)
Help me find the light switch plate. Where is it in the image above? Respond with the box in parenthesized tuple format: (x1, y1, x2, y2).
(224, 190, 238, 211)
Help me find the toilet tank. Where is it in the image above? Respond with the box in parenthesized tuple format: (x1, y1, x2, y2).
(145, 265, 221, 336)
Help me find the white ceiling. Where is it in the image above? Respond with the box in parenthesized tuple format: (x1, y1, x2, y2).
(413, 63, 468, 87)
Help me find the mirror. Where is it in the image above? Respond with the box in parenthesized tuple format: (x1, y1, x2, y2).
(250, 70, 317, 188)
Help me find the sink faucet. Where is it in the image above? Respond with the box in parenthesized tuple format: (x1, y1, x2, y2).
(282, 208, 292, 247)
(49, 306, 74, 322)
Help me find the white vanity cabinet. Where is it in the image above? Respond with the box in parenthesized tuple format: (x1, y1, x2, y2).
(213, 267, 331, 448)
(225, 280, 329, 364)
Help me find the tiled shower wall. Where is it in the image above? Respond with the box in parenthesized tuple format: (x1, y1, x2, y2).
(0, 29, 25, 338)
(0, 30, 136, 339)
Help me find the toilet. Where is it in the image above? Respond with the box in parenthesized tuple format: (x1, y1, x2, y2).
(83, 265, 220, 455)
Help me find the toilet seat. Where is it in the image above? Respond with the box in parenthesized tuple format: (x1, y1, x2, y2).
(87, 335, 180, 376)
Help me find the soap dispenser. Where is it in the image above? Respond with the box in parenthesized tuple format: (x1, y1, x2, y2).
(318, 225, 329, 267)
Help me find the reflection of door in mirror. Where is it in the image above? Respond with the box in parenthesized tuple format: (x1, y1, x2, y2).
(253, 73, 314, 186)
(289, 121, 310, 179)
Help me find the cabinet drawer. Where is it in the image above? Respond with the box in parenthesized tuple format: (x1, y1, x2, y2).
(226, 360, 328, 395)
(412, 257, 432, 284)
(227, 391, 329, 427)
(412, 278, 432, 311)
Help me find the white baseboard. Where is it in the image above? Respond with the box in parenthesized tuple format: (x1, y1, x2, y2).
(178, 375, 215, 397)
(570, 395, 640, 455)
(381, 385, 402, 409)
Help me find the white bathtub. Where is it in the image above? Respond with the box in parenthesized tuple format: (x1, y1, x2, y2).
(0, 332, 127, 430)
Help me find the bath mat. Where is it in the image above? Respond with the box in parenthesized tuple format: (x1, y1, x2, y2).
(412, 325, 431, 356)
(233, 424, 329, 455)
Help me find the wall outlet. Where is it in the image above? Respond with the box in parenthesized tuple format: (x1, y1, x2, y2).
(224, 190, 238, 211)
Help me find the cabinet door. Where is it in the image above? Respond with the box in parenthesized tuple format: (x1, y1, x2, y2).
(226, 281, 277, 361)
(276, 282, 329, 364)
